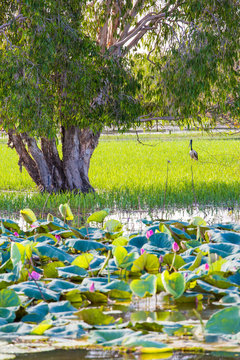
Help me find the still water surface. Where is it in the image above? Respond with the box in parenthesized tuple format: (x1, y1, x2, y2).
(15, 349, 240, 360)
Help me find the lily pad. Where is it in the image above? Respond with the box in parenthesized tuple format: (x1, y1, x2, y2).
(162, 270, 185, 299)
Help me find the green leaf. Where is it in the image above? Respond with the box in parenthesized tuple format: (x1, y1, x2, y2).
(76, 307, 115, 325)
(36, 244, 73, 263)
(104, 219, 122, 232)
(59, 204, 74, 221)
(113, 246, 128, 267)
(65, 290, 83, 305)
(11, 242, 24, 268)
(65, 239, 108, 252)
(87, 210, 109, 223)
(10, 282, 59, 301)
(189, 251, 203, 271)
(30, 320, 52, 335)
(20, 209, 37, 224)
(113, 246, 137, 270)
(130, 275, 157, 298)
(112, 237, 129, 246)
(190, 217, 206, 227)
(72, 253, 94, 269)
(57, 265, 88, 279)
(162, 270, 185, 299)
(43, 261, 65, 278)
(205, 306, 240, 335)
(83, 291, 108, 304)
(163, 254, 186, 270)
(131, 253, 159, 274)
(0, 289, 21, 307)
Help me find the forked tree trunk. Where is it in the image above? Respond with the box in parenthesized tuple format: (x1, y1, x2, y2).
(8, 126, 100, 193)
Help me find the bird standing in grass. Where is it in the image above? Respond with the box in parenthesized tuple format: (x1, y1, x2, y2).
(189, 139, 198, 160)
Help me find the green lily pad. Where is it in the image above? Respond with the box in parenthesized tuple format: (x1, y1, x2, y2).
(130, 275, 157, 298)
(87, 210, 109, 223)
(162, 270, 185, 299)
(205, 306, 240, 334)
(76, 307, 115, 326)
(131, 253, 159, 273)
(0, 289, 21, 307)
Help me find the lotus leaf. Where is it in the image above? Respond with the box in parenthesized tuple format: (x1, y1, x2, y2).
(162, 270, 185, 299)
(87, 210, 109, 223)
(205, 306, 240, 334)
(76, 307, 115, 326)
(130, 275, 157, 298)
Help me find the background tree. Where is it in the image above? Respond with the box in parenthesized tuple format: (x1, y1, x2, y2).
(0, 0, 239, 193)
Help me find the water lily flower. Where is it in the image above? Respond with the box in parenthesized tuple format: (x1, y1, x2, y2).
(205, 263, 210, 271)
(89, 282, 95, 292)
(146, 229, 154, 239)
(172, 242, 180, 252)
(140, 248, 145, 255)
(159, 255, 164, 263)
(13, 232, 19, 237)
(55, 234, 61, 242)
(30, 224, 37, 228)
(29, 271, 41, 281)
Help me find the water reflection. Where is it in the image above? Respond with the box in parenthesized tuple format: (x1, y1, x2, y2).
(15, 349, 239, 360)
(110, 206, 240, 235)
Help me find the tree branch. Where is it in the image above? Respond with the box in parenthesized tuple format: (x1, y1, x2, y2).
(110, 1, 182, 53)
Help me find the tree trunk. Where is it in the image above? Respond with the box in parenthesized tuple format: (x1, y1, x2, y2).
(8, 127, 100, 193)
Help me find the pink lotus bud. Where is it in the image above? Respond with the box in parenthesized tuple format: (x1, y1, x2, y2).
(14, 232, 19, 237)
(205, 263, 209, 271)
(159, 255, 163, 263)
(29, 271, 41, 281)
(140, 248, 145, 255)
(172, 242, 180, 252)
(55, 234, 61, 242)
(89, 282, 95, 292)
(146, 230, 154, 239)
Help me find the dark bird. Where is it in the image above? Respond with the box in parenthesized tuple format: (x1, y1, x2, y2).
(189, 139, 198, 160)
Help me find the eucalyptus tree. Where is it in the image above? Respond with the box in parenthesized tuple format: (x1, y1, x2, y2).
(0, 1, 239, 193)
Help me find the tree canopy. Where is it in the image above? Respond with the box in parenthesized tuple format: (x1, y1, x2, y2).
(0, 0, 141, 138)
(0, 1, 239, 193)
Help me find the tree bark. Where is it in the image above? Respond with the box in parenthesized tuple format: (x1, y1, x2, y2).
(62, 126, 100, 193)
(7, 126, 100, 193)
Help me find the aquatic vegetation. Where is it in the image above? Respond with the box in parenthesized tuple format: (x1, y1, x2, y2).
(0, 206, 240, 356)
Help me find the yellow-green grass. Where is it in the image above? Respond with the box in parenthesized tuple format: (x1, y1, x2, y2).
(0, 133, 240, 214)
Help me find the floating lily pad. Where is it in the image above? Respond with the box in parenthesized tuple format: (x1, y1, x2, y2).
(205, 306, 240, 334)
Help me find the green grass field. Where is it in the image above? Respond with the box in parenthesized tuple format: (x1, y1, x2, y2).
(0, 132, 240, 214)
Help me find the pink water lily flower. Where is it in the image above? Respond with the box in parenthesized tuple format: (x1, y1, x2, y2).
(159, 255, 164, 263)
(146, 229, 154, 239)
(172, 242, 180, 252)
(29, 271, 41, 281)
(30, 224, 37, 228)
(140, 248, 145, 255)
(205, 263, 210, 271)
(13, 232, 19, 237)
(89, 282, 95, 292)
(55, 234, 61, 242)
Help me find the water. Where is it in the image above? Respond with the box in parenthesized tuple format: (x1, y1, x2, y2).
(14, 349, 240, 360)
(109, 206, 240, 235)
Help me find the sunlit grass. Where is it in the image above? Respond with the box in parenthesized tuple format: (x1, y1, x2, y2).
(0, 132, 240, 213)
